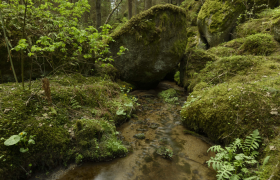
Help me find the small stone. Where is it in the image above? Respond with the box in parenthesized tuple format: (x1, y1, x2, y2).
(49, 124, 53, 127)
(270, 146, 276, 151)
(133, 133, 145, 139)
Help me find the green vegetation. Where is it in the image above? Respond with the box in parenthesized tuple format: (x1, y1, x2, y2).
(158, 88, 178, 104)
(0, 74, 135, 179)
(156, 146, 173, 159)
(207, 130, 268, 179)
(133, 133, 145, 139)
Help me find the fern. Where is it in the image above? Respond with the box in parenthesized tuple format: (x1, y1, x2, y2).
(243, 129, 261, 155)
(207, 129, 262, 180)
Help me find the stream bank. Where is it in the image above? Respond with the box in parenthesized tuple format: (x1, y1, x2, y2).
(32, 81, 216, 180)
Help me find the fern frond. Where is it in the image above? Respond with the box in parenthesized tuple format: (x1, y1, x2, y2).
(262, 156, 270, 169)
(244, 129, 261, 155)
(207, 145, 225, 153)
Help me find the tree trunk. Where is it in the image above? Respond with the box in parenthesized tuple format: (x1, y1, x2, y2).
(128, 0, 133, 19)
(145, 0, 152, 10)
(133, 0, 138, 16)
(96, 0, 101, 32)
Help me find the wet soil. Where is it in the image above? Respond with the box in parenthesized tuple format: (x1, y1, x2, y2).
(33, 81, 216, 180)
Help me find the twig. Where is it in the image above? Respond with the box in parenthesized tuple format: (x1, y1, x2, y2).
(104, 0, 123, 25)
(0, 9, 18, 83)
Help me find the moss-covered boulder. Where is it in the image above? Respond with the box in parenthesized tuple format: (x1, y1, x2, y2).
(181, 55, 280, 143)
(0, 74, 135, 179)
(109, 5, 188, 88)
(197, 0, 277, 48)
(233, 8, 280, 39)
(207, 33, 279, 57)
(179, 49, 216, 90)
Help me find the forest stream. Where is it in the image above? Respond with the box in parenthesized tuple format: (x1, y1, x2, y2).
(32, 81, 216, 180)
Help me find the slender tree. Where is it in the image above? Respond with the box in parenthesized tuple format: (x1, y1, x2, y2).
(128, 0, 133, 19)
(96, 0, 101, 31)
(104, 0, 123, 24)
(133, 0, 138, 16)
(145, 0, 152, 10)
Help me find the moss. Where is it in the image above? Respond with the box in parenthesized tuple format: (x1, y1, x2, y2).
(198, 0, 273, 34)
(0, 74, 135, 179)
(189, 55, 280, 90)
(174, 71, 180, 84)
(159, 88, 177, 100)
(207, 33, 279, 57)
(234, 7, 280, 39)
(239, 33, 277, 55)
(181, 49, 217, 90)
(133, 133, 145, 139)
(259, 134, 280, 180)
(181, 78, 280, 143)
(198, 0, 244, 33)
(111, 4, 187, 40)
(181, 0, 203, 26)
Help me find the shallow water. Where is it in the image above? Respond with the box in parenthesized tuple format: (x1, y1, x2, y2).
(35, 82, 216, 180)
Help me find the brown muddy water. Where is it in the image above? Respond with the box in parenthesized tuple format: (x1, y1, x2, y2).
(33, 81, 216, 180)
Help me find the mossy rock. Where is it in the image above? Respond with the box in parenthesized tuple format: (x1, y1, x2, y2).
(179, 49, 217, 90)
(233, 8, 280, 39)
(181, 54, 280, 143)
(188, 55, 280, 90)
(109, 4, 188, 88)
(181, 78, 280, 144)
(207, 33, 279, 57)
(197, 0, 277, 47)
(0, 74, 134, 179)
(181, 0, 203, 26)
(133, 133, 145, 139)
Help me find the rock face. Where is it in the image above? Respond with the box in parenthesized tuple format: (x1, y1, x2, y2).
(109, 5, 188, 88)
(197, 0, 278, 48)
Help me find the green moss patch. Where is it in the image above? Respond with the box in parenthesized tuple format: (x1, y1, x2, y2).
(189, 55, 280, 90)
(158, 88, 178, 104)
(180, 49, 217, 90)
(198, 0, 244, 33)
(259, 134, 280, 180)
(235, 8, 280, 39)
(181, 78, 280, 143)
(0, 74, 135, 179)
(208, 33, 279, 57)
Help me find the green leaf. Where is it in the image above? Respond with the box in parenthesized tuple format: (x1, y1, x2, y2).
(262, 156, 270, 168)
(4, 135, 20, 146)
(28, 139, 35, 145)
(20, 148, 29, 153)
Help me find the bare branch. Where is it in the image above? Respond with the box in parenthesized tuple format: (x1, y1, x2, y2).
(104, 0, 123, 25)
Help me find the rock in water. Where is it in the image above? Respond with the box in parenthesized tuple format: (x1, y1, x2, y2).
(109, 5, 188, 88)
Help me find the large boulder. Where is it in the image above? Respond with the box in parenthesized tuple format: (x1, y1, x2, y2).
(109, 5, 188, 88)
(197, 0, 278, 48)
(181, 55, 280, 143)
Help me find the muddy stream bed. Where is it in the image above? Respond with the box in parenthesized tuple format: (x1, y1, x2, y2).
(33, 81, 216, 180)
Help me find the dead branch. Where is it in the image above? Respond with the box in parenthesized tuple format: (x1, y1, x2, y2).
(104, 0, 123, 25)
